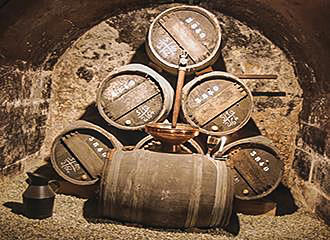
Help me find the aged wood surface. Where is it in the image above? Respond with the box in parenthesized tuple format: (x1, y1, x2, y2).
(103, 80, 160, 120)
(116, 95, 163, 126)
(51, 120, 123, 185)
(182, 72, 253, 136)
(61, 133, 104, 179)
(97, 64, 174, 130)
(146, 6, 221, 74)
(100, 150, 233, 228)
(234, 198, 277, 216)
(213, 136, 283, 200)
(190, 82, 247, 126)
(159, 14, 209, 63)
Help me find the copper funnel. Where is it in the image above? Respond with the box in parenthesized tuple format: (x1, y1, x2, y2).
(145, 122, 199, 152)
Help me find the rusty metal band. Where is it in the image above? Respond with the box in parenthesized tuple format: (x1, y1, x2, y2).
(185, 155, 203, 228)
(218, 162, 228, 227)
(128, 150, 151, 223)
(223, 168, 234, 226)
(209, 159, 222, 226)
(99, 155, 108, 216)
(209, 159, 227, 227)
(100, 149, 115, 205)
(104, 150, 123, 218)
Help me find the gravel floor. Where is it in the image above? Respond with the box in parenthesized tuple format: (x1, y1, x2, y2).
(0, 169, 329, 240)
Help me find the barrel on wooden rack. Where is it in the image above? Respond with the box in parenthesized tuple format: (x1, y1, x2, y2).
(212, 136, 283, 200)
(146, 5, 222, 75)
(99, 149, 233, 229)
(134, 134, 206, 154)
(96, 64, 174, 131)
(51, 120, 123, 185)
(181, 71, 253, 136)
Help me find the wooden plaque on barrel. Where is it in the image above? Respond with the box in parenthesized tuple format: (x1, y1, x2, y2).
(97, 64, 174, 130)
(146, 6, 221, 74)
(213, 136, 283, 200)
(181, 71, 253, 136)
(51, 120, 123, 185)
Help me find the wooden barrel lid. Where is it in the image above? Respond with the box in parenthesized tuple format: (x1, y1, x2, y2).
(146, 5, 221, 74)
(213, 136, 283, 200)
(181, 71, 253, 136)
(134, 135, 205, 154)
(51, 120, 123, 185)
(97, 64, 174, 130)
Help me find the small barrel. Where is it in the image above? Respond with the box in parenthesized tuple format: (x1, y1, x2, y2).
(181, 71, 253, 136)
(146, 5, 222, 74)
(212, 136, 283, 200)
(134, 135, 205, 154)
(99, 149, 233, 229)
(97, 64, 174, 130)
(51, 120, 123, 185)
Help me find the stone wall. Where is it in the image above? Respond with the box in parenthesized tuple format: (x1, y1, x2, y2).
(291, 94, 329, 223)
(0, 64, 51, 179)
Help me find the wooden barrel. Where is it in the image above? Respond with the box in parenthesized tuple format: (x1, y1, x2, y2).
(99, 149, 233, 228)
(51, 120, 123, 185)
(146, 6, 222, 75)
(134, 134, 206, 154)
(212, 136, 283, 200)
(96, 64, 174, 130)
(181, 71, 253, 136)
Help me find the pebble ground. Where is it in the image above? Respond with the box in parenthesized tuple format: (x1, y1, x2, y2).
(0, 172, 328, 240)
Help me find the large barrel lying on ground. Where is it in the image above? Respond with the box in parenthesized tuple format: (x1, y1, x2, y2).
(181, 71, 253, 136)
(51, 120, 123, 185)
(97, 64, 174, 130)
(146, 5, 222, 74)
(99, 149, 233, 229)
(212, 136, 283, 200)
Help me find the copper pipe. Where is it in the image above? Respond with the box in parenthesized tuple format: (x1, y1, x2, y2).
(171, 68, 186, 129)
(236, 74, 278, 79)
(172, 52, 188, 129)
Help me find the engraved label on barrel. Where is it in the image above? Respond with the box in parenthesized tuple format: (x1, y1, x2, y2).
(250, 150, 270, 172)
(156, 37, 178, 58)
(104, 80, 159, 121)
(188, 82, 246, 126)
(159, 14, 209, 62)
(86, 137, 108, 159)
(60, 157, 80, 174)
(136, 105, 155, 122)
(220, 110, 239, 127)
(194, 85, 220, 105)
(184, 17, 207, 40)
(103, 79, 136, 101)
